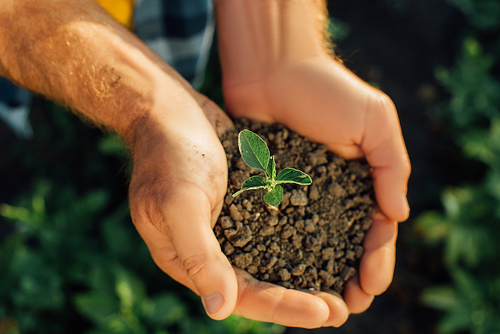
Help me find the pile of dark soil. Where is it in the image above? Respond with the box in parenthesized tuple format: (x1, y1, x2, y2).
(215, 119, 375, 294)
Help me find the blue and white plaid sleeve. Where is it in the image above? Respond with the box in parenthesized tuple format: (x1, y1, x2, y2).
(134, 0, 214, 89)
(0, 0, 214, 138)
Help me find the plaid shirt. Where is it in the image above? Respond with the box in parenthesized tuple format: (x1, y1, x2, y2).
(0, 0, 213, 138)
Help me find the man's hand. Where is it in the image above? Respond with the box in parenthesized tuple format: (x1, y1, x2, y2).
(216, 0, 411, 317)
(127, 93, 237, 320)
(127, 93, 350, 327)
(222, 54, 407, 315)
(224, 56, 410, 223)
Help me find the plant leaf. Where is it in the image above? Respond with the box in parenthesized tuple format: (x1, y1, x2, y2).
(238, 130, 270, 172)
(232, 176, 267, 197)
(275, 168, 312, 185)
(263, 185, 283, 206)
(266, 156, 276, 181)
(74, 292, 118, 325)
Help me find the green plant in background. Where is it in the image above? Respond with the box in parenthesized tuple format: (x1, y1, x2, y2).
(416, 8, 500, 331)
(444, 0, 500, 31)
(233, 130, 312, 206)
(327, 17, 350, 42)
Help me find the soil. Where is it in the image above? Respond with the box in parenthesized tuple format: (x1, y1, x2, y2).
(215, 118, 375, 294)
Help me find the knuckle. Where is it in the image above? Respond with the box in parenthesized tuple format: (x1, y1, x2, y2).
(368, 90, 398, 124)
(371, 90, 396, 114)
(129, 183, 173, 233)
(183, 253, 212, 283)
(152, 247, 178, 271)
(379, 92, 396, 110)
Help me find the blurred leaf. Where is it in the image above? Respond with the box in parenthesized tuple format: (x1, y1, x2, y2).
(99, 312, 146, 334)
(439, 307, 473, 334)
(446, 0, 500, 31)
(328, 17, 351, 42)
(86, 266, 117, 295)
(74, 292, 119, 326)
(221, 314, 285, 334)
(0, 204, 31, 222)
(73, 189, 110, 220)
(98, 134, 128, 157)
(445, 225, 490, 268)
(75, 266, 149, 334)
(421, 286, 457, 310)
(140, 293, 186, 327)
(415, 211, 449, 244)
(102, 207, 135, 259)
(441, 188, 464, 219)
(10, 249, 65, 310)
(461, 117, 500, 166)
(436, 37, 500, 131)
(114, 267, 146, 311)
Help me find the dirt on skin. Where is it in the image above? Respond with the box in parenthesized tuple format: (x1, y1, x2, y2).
(215, 119, 375, 294)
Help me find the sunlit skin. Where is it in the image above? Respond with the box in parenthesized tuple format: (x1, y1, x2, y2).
(0, 0, 410, 328)
(217, 0, 409, 320)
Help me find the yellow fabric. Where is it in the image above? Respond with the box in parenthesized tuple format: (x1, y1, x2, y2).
(95, 0, 135, 28)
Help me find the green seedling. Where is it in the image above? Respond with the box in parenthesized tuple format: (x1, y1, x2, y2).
(232, 129, 312, 206)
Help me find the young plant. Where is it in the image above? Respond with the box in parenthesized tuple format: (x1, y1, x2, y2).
(232, 129, 312, 206)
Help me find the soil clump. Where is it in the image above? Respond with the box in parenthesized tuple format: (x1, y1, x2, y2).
(215, 119, 374, 294)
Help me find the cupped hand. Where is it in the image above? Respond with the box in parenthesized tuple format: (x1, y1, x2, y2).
(127, 92, 236, 319)
(127, 92, 350, 327)
(222, 55, 410, 313)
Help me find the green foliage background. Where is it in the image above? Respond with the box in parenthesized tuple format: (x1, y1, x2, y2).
(416, 0, 500, 333)
(1, 0, 500, 333)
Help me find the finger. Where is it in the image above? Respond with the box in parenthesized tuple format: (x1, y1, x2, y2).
(158, 187, 238, 320)
(326, 142, 364, 161)
(232, 268, 347, 328)
(361, 92, 411, 222)
(133, 215, 199, 293)
(305, 290, 350, 327)
(359, 211, 398, 295)
(130, 190, 237, 319)
(343, 275, 374, 314)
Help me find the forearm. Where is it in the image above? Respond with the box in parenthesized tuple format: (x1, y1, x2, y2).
(215, 0, 330, 86)
(0, 0, 197, 143)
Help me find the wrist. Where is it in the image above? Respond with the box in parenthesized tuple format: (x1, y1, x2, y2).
(0, 0, 199, 143)
(216, 0, 329, 86)
(123, 85, 205, 151)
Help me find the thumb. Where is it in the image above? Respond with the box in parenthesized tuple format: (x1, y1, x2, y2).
(164, 188, 238, 320)
(362, 92, 411, 222)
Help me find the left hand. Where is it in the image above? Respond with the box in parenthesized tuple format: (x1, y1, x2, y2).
(221, 54, 410, 314)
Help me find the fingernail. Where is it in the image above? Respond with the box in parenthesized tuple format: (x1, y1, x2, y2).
(202, 292, 224, 314)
